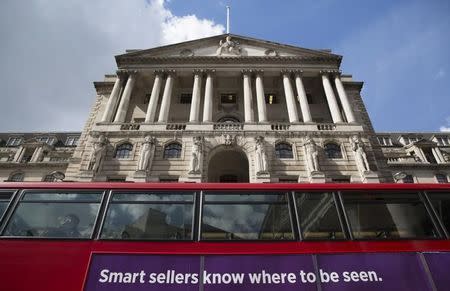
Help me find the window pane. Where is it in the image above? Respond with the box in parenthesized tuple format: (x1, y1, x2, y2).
(428, 192, 450, 234)
(202, 204, 293, 240)
(112, 192, 193, 202)
(22, 192, 102, 202)
(3, 203, 100, 238)
(101, 204, 193, 240)
(295, 192, 344, 240)
(342, 192, 437, 239)
(0, 192, 14, 218)
(204, 192, 286, 202)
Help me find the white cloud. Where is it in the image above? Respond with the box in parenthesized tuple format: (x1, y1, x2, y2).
(0, 0, 224, 131)
(440, 117, 450, 132)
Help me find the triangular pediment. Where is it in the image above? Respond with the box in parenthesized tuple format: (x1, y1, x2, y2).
(116, 34, 341, 61)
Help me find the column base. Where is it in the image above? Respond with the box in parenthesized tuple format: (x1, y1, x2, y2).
(256, 171, 271, 183)
(362, 171, 380, 183)
(133, 170, 148, 182)
(179, 174, 202, 183)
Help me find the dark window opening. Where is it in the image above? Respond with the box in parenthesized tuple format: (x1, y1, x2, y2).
(403, 175, 414, 184)
(163, 143, 182, 159)
(324, 143, 342, 159)
(436, 174, 449, 184)
(275, 143, 294, 159)
(221, 94, 237, 104)
(180, 93, 192, 104)
(114, 143, 133, 159)
(265, 94, 277, 104)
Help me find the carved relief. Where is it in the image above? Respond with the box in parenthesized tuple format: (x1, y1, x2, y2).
(264, 49, 279, 56)
(255, 136, 268, 174)
(88, 135, 107, 174)
(304, 136, 320, 173)
(216, 35, 242, 56)
(137, 136, 156, 172)
(350, 135, 370, 173)
(189, 136, 203, 174)
(180, 49, 194, 57)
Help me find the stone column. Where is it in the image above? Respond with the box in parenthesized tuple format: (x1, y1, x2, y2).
(255, 71, 267, 122)
(334, 73, 356, 123)
(432, 148, 445, 163)
(158, 70, 176, 123)
(202, 70, 214, 122)
(189, 70, 203, 122)
(30, 146, 44, 163)
(101, 71, 124, 122)
(282, 71, 299, 123)
(144, 71, 163, 123)
(243, 70, 254, 122)
(321, 71, 343, 123)
(294, 71, 312, 123)
(114, 71, 137, 123)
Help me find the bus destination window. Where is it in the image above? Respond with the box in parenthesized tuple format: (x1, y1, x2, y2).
(100, 191, 194, 240)
(2, 191, 103, 239)
(341, 192, 438, 240)
(201, 192, 294, 240)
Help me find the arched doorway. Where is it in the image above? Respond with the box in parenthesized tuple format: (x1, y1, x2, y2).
(207, 148, 249, 183)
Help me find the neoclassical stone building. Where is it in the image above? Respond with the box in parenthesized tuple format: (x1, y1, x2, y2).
(1, 34, 449, 183)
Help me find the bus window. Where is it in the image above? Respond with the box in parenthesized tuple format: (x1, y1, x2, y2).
(2, 191, 102, 239)
(201, 192, 294, 240)
(341, 192, 437, 239)
(294, 192, 345, 240)
(427, 192, 450, 235)
(100, 192, 194, 240)
(0, 191, 14, 219)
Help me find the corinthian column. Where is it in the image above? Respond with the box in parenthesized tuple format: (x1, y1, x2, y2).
(242, 70, 254, 122)
(255, 71, 267, 122)
(101, 71, 124, 122)
(189, 70, 203, 122)
(202, 70, 214, 122)
(321, 71, 343, 123)
(158, 70, 176, 123)
(334, 73, 356, 123)
(294, 71, 312, 123)
(282, 70, 299, 123)
(114, 71, 137, 123)
(144, 71, 163, 123)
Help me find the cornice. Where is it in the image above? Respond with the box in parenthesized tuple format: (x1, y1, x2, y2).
(94, 81, 115, 95)
(117, 56, 341, 67)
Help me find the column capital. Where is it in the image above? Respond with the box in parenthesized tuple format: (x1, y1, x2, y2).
(254, 69, 264, 76)
(153, 69, 165, 76)
(192, 69, 205, 75)
(293, 69, 304, 77)
(205, 69, 216, 75)
(319, 69, 340, 76)
(280, 69, 294, 76)
(241, 69, 254, 75)
(163, 69, 176, 77)
(116, 69, 128, 78)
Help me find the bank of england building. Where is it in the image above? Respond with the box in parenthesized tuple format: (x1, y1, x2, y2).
(1, 34, 449, 183)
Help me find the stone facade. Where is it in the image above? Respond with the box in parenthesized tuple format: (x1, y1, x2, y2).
(1, 34, 449, 183)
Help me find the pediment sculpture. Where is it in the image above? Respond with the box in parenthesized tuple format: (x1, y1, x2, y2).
(216, 35, 242, 56)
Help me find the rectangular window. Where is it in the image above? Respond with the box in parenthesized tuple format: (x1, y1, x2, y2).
(220, 93, 237, 104)
(100, 191, 194, 240)
(295, 192, 345, 240)
(265, 93, 277, 104)
(6, 137, 22, 147)
(0, 191, 14, 220)
(65, 136, 79, 146)
(435, 174, 449, 184)
(144, 93, 151, 104)
(403, 175, 414, 184)
(427, 192, 450, 235)
(180, 93, 192, 104)
(201, 192, 294, 240)
(341, 192, 437, 239)
(2, 191, 103, 238)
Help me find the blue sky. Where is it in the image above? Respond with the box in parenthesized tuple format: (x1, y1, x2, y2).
(0, 0, 449, 132)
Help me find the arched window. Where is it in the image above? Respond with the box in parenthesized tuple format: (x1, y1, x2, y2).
(8, 172, 24, 182)
(164, 142, 182, 159)
(114, 143, 133, 159)
(324, 143, 342, 159)
(403, 174, 414, 184)
(42, 174, 56, 182)
(275, 142, 293, 159)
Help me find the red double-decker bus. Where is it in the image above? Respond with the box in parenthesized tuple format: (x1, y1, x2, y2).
(0, 182, 449, 291)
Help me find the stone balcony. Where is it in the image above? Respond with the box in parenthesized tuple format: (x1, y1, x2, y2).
(93, 122, 364, 133)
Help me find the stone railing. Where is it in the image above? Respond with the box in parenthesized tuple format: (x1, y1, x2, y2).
(387, 156, 420, 164)
(317, 123, 336, 131)
(166, 124, 186, 130)
(120, 123, 140, 130)
(271, 123, 290, 131)
(213, 123, 244, 131)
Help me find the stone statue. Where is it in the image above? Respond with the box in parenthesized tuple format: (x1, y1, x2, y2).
(189, 136, 203, 174)
(255, 136, 268, 174)
(304, 136, 319, 172)
(351, 135, 370, 172)
(216, 35, 242, 56)
(137, 136, 156, 172)
(88, 135, 107, 174)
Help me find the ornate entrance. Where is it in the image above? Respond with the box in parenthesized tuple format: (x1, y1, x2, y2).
(207, 148, 249, 183)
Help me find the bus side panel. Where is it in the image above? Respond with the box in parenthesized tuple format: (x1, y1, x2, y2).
(0, 240, 93, 291)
